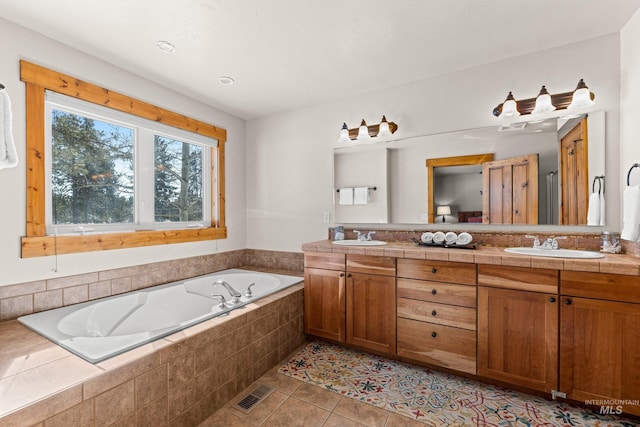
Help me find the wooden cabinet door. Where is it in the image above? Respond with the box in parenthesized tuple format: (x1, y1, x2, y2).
(304, 268, 346, 342)
(478, 286, 558, 393)
(560, 297, 640, 416)
(346, 272, 396, 354)
(482, 153, 539, 224)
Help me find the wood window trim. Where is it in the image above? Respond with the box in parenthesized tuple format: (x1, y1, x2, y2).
(20, 60, 227, 258)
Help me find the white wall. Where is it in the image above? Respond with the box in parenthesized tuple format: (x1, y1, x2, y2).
(621, 9, 640, 189)
(246, 34, 621, 252)
(0, 18, 247, 286)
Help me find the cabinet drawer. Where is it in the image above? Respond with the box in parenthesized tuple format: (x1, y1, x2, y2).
(397, 259, 476, 285)
(478, 265, 558, 293)
(304, 252, 345, 271)
(561, 271, 640, 303)
(397, 298, 476, 330)
(397, 318, 476, 375)
(397, 278, 476, 308)
(347, 254, 396, 276)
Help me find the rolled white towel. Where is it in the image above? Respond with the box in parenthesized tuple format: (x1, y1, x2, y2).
(599, 193, 605, 226)
(444, 232, 457, 245)
(0, 89, 19, 170)
(433, 231, 446, 244)
(457, 232, 473, 245)
(621, 185, 640, 241)
(421, 232, 434, 243)
(586, 192, 600, 226)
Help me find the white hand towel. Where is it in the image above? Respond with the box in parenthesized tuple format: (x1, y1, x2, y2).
(586, 192, 600, 226)
(353, 187, 370, 205)
(457, 232, 473, 245)
(599, 193, 606, 226)
(421, 232, 433, 243)
(0, 90, 18, 170)
(444, 232, 457, 245)
(433, 231, 445, 244)
(339, 188, 353, 205)
(621, 186, 640, 241)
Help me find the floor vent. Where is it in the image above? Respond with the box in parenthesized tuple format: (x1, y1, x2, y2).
(232, 384, 275, 413)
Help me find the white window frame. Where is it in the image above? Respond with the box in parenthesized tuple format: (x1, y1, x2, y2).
(44, 91, 214, 235)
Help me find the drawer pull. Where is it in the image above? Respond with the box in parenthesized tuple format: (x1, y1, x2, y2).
(431, 289, 437, 295)
(431, 310, 437, 316)
(431, 268, 437, 273)
(549, 297, 556, 303)
(564, 298, 572, 305)
(431, 332, 437, 338)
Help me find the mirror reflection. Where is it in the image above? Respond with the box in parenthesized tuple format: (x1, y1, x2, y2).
(333, 111, 605, 226)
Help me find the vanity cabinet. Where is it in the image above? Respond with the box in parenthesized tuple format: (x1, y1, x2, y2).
(560, 271, 640, 416)
(396, 259, 477, 374)
(303, 253, 346, 342)
(346, 255, 396, 354)
(478, 265, 559, 393)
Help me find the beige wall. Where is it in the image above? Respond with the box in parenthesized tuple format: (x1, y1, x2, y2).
(621, 8, 640, 189)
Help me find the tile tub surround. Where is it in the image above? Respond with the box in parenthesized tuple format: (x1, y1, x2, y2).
(0, 249, 303, 322)
(304, 239, 640, 275)
(0, 278, 304, 426)
(330, 228, 604, 252)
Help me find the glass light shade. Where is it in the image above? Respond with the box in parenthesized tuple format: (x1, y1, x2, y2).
(377, 116, 391, 137)
(532, 86, 556, 114)
(568, 80, 595, 110)
(338, 123, 351, 143)
(436, 206, 451, 215)
(501, 92, 520, 117)
(357, 119, 370, 140)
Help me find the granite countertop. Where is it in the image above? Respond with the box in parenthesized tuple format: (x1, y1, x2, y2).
(302, 240, 640, 276)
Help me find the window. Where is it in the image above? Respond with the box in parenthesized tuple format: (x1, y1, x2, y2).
(21, 60, 227, 257)
(45, 93, 213, 234)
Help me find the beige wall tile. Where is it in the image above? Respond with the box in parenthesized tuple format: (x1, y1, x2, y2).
(84, 352, 161, 399)
(33, 290, 63, 313)
(43, 400, 94, 427)
(1, 295, 33, 320)
(135, 365, 168, 408)
(136, 396, 168, 426)
(0, 385, 82, 427)
(110, 277, 132, 295)
(62, 285, 88, 305)
(0, 281, 46, 299)
(88, 281, 111, 300)
(47, 273, 99, 291)
(94, 380, 135, 427)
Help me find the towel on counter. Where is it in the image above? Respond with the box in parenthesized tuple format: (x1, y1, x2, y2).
(444, 232, 457, 245)
(421, 232, 433, 243)
(433, 231, 446, 244)
(353, 187, 370, 205)
(621, 185, 640, 241)
(457, 232, 473, 245)
(599, 193, 606, 226)
(587, 192, 601, 226)
(0, 89, 18, 170)
(338, 188, 353, 205)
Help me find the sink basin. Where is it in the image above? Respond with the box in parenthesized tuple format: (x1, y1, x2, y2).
(504, 247, 604, 259)
(332, 240, 387, 246)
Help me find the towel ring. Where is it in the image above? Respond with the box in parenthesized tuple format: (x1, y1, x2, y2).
(592, 175, 605, 195)
(627, 164, 640, 186)
(0, 83, 5, 90)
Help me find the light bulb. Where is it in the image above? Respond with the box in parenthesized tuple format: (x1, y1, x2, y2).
(501, 92, 520, 117)
(357, 119, 370, 140)
(568, 79, 595, 110)
(532, 85, 556, 114)
(338, 123, 351, 143)
(377, 116, 391, 137)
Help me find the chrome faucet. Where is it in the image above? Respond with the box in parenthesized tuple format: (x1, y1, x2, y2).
(211, 294, 228, 309)
(525, 235, 540, 249)
(354, 230, 375, 241)
(535, 236, 568, 249)
(245, 282, 256, 298)
(214, 280, 242, 304)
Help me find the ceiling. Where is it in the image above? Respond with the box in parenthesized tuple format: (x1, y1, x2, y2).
(1, 0, 639, 120)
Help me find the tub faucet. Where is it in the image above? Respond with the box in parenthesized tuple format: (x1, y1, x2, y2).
(211, 294, 228, 309)
(245, 282, 256, 298)
(214, 280, 242, 304)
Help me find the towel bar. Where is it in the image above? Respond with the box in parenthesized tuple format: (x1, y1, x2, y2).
(336, 186, 376, 192)
(627, 163, 640, 186)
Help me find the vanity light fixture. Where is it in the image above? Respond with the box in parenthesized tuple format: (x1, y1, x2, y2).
(436, 205, 451, 223)
(338, 116, 398, 142)
(493, 79, 595, 117)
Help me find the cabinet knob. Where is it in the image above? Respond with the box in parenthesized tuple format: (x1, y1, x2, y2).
(431, 332, 437, 338)
(431, 289, 437, 295)
(339, 273, 344, 278)
(431, 310, 437, 316)
(549, 297, 556, 303)
(564, 298, 572, 305)
(431, 268, 437, 273)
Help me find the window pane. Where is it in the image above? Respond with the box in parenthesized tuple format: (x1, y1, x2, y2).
(51, 110, 134, 225)
(154, 136, 204, 222)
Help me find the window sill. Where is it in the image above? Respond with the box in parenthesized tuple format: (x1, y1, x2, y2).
(21, 227, 227, 258)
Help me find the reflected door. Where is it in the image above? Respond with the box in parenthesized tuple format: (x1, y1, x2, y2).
(560, 118, 588, 225)
(482, 154, 539, 224)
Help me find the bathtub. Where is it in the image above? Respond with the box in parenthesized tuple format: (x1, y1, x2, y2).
(18, 269, 302, 363)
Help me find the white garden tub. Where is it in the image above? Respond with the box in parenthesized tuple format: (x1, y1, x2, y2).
(18, 269, 302, 363)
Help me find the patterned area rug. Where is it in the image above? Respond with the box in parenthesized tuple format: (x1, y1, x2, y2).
(278, 341, 637, 426)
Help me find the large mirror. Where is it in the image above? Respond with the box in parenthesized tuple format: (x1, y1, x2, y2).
(333, 111, 605, 226)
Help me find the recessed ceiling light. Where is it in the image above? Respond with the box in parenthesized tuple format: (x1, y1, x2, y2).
(219, 76, 235, 85)
(155, 41, 176, 53)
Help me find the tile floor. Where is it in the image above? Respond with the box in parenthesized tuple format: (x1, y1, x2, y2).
(199, 346, 430, 427)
